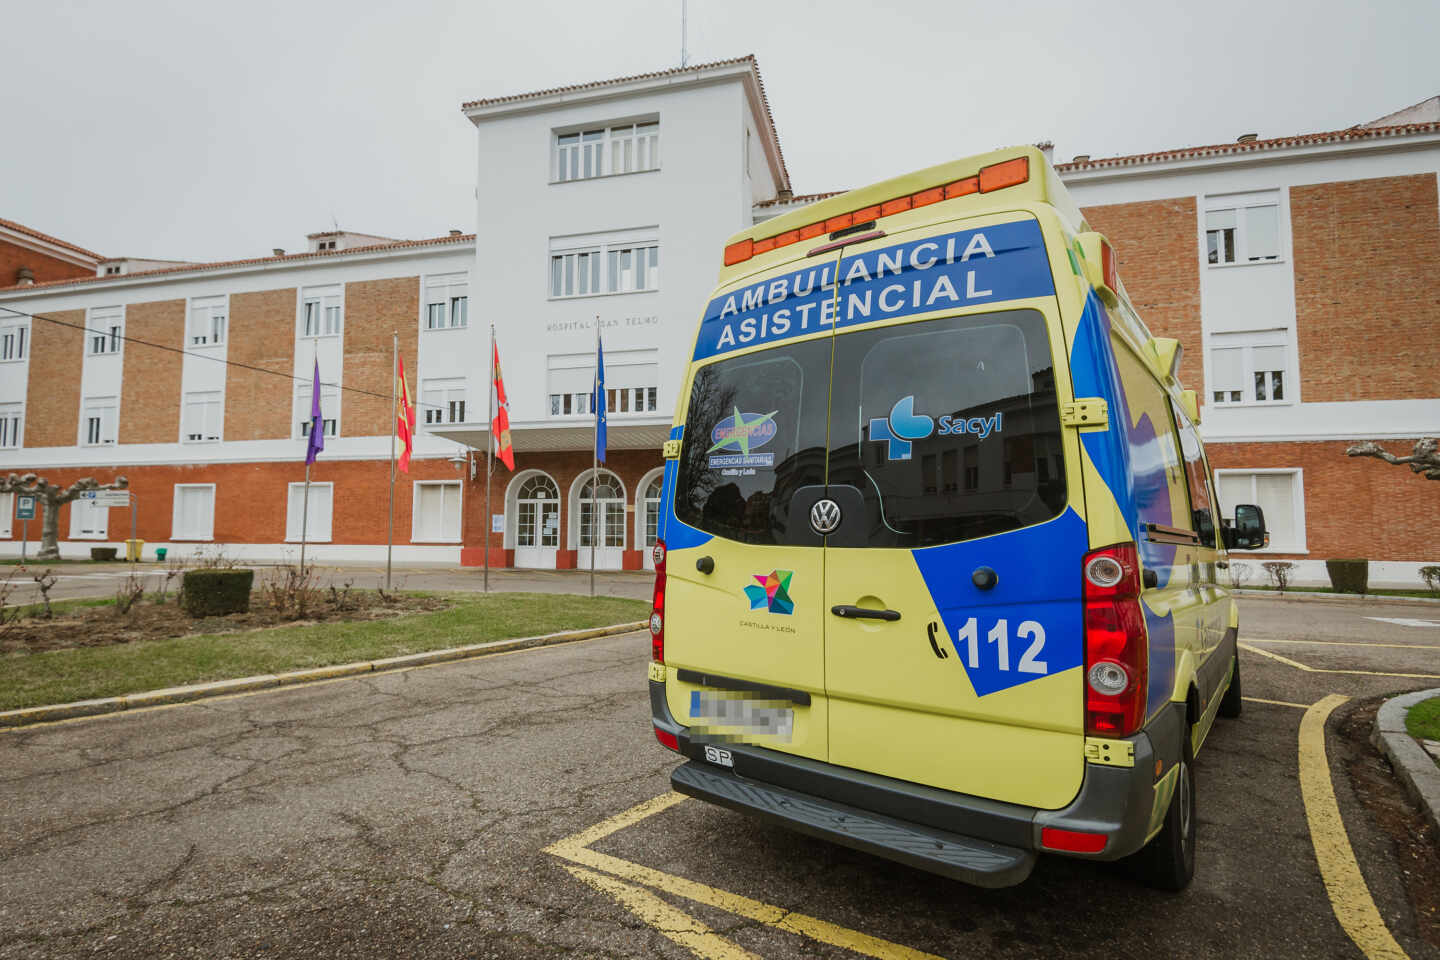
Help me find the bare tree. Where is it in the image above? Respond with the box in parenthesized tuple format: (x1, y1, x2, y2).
(1346, 439, 1440, 480)
(0, 473, 129, 561)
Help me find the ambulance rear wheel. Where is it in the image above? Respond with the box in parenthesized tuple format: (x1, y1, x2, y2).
(1219, 652, 1243, 719)
(1136, 736, 1196, 891)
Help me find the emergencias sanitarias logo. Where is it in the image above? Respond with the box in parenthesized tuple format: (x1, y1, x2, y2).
(708, 408, 778, 469)
(744, 569, 795, 615)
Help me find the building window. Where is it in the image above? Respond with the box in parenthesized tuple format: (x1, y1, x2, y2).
(286, 482, 334, 542)
(182, 391, 223, 442)
(547, 348, 657, 419)
(412, 481, 462, 542)
(1209, 331, 1292, 406)
(0, 403, 20, 448)
(69, 497, 107, 540)
(421, 378, 467, 425)
(424, 274, 469, 330)
(1205, 191, 1282, 265)
(103, 265, 121, 276)
(549, 229, 659, 299)
(0, 323, 26, 361)
(81, 397, 118, 446)
(300, 287, 342, 337)
(189, 297, 227, 346)
(1215, 470, 1304, 553)
(0, 493, 11, 538)
(295, 384, 338, 439)
(172, 484, 216, 541)
(554, 121, 659, 182)
(578, 474, 625, 548)
(87, 308, 123, 355)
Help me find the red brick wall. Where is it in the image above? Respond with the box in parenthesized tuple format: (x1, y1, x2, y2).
(0, 238, 94, 286)
(344, 278, 418, 437)
(23, 309, 84, 447)
(1080, 197, 1203, 393)
(226, 288, 296, 441)
(1208, 439, 1436, 561)
(119, 299, 184, 444)
(1291, 174, 1440, 402)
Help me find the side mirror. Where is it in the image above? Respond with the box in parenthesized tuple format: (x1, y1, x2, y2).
(1232, 504, 1266, 550)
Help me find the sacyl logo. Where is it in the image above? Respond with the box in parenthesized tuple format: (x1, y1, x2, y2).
(868, 396, 1004, 461)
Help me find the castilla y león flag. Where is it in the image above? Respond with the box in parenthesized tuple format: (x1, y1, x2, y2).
(491, 339, 515, 470)
(397, 355, 416, 473)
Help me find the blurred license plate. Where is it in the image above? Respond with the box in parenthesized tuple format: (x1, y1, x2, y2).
(690, 691, 794, 742)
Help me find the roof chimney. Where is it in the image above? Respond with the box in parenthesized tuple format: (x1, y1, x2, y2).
(1034, 141, 1054, 164)
(776, 188, 794, 202)
(1237, 132, 1258, 143)
(1072, 154, 1091, 163)
(449, 229, 462, 237)
(272, 248, 285, 256)
(15, 267, 35, 287)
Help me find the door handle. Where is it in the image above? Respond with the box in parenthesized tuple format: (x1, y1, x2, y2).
(830, 605, 901, 622)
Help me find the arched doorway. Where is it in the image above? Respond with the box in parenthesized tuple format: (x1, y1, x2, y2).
(636, 468, 664, 570)
(510, 472, 560, 569)
(571, 469, 625, 570)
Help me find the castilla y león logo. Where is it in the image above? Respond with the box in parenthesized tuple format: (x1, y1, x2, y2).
(744, 569, 795, 615)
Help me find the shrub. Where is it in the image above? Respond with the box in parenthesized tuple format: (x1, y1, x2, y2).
(1262, 561, 1296, 593)
(1421, 565, 1440, 597)
(1325, 558, 1369, 595)
(261, 563, 319, 620)
(90, 547, 118, 561)
(181, 569, 255, 618)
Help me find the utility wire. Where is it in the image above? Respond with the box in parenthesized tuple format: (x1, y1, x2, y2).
(0, 304, 452, 414)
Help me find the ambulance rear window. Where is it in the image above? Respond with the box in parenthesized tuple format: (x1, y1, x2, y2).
(674, 338, 830, 544)
(828, 308, 1066, 549)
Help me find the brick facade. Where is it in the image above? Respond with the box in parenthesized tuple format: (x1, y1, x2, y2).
(343, 278, 419, 437)
(1080, 198, 1204, 394)
(0, 239, 93, 287)
(119, 299, 185, 444)
(1290, 173, 1440, 402)
(226, 288, 297, 441)
(23, 309, 84, 447)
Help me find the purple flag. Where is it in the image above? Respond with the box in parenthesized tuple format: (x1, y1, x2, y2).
(305, 359, 325, 465)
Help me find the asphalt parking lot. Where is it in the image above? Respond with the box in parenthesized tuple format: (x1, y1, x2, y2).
(1, 595, 1437, 959)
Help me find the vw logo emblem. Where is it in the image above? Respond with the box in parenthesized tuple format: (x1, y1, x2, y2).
(810, 498, 842, 535)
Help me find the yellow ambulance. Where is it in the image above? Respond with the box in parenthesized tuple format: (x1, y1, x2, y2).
(647, 146, 1266, 890)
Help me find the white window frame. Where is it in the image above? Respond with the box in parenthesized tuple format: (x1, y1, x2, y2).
(411, 480, 463, 543)
(1203, 189, 1285, 267)
(171, 483, 217, 541)
(423, 273, 469, 331)
(1207, 329, 1295, 408)
(552, 119, 660, 183)
(549, 228, 660, 300)
(188, 296, 228, 347)
(181, 390, 224, 443)
(0, 320, 27, 362)
(299, 286, 343, 339)
(420, 378, 467, 426)
(0, 402, 21, 449)
(80, 396, 119, 447)
(86, 307, 124, 356)
(1213, 468, 1307, 554)
(294, 383, 339, 440)
(285, 482, 334, 542)
(69, 496, 108, 540)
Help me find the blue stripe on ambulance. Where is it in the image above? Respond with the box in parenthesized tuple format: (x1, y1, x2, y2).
(1068, 291, 1178, 719)
(659, 424, 713, 551)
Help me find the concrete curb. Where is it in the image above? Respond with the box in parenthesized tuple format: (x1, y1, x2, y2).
(0, 620, 647, 729)
(1371, 687, 1440, 837)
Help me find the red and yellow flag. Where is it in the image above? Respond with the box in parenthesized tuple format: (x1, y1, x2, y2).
(397, 355, 416, 473)
(492, 340, 515, 471)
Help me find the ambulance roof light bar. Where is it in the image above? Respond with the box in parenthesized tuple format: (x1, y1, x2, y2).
(724, 156, 1030, 267)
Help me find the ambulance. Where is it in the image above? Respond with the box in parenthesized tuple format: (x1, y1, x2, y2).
(646, 146, 1267, 890)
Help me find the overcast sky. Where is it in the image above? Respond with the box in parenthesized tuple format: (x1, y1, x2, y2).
(3, 0, 1435, 263)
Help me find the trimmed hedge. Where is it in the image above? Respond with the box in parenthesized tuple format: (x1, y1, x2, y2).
(90, 547, 118, 561)
(182, 569, 255, 618)
(1325, 558, 1369, 595)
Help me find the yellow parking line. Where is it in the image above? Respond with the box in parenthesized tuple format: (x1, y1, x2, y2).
(1298, 695, 1410, 960)
(1239, 643, 1440, 680)
(1246, 638, 1440, 651)
(562, 864, 763, 960)
(1242, 696, 1311, 710)
(547, 793, 946, 960)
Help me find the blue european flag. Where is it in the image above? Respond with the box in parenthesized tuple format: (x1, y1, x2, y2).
(593, 334, 607, 463)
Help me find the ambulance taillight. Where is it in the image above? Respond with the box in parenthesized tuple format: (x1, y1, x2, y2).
(1082, 543, 1148, 738)
(649, 539, 667, 663)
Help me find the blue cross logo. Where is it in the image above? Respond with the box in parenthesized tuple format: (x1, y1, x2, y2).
(868, 396, 935, 461)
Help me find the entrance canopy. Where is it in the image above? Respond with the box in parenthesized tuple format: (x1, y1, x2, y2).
(428, 415, 671, 453)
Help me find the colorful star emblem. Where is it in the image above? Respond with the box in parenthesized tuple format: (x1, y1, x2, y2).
(743, 569, 794, 615)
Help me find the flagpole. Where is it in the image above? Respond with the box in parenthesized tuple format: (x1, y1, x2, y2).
(590, 317, 598, 598)
(386, 331, 397, 591)
(484, 323, 495, 594)
(301, 344, 316, 572)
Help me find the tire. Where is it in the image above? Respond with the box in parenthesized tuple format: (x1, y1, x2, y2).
(1219, 651, 1243, 719)
(1136, 734, 1197, 891)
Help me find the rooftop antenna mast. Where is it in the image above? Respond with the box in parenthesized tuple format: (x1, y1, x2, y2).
(680, 0, 688, 67)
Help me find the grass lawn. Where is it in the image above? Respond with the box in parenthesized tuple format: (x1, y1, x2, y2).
(0, 592, 647, 712)
(1407, 696, 1440, 743)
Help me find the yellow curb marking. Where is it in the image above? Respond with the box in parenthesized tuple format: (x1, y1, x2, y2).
(562, 864, 763, 960)
(1239, 643, 1440, 680)
(1246, 638, 1440, 651)
(1298, 695, 1410, 960)
(1242, 696, 1311, 709)
(545, 792, 945, 960)
(1, 627, 647, 734)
